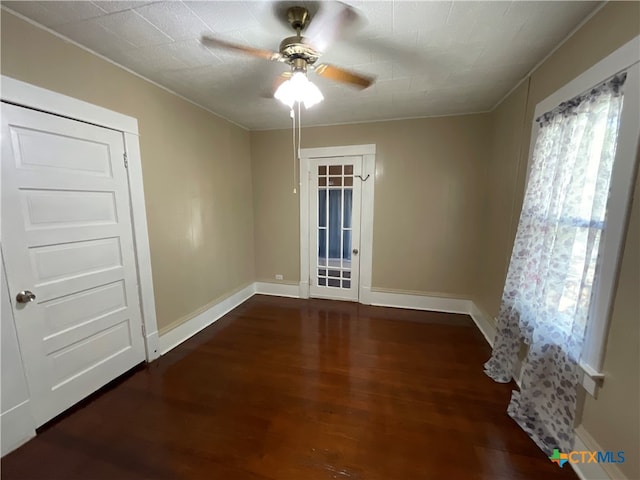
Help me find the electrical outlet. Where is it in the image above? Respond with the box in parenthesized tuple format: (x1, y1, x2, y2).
(275, 274, 284, 280)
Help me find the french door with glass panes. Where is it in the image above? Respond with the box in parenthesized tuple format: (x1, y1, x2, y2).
(309, 156, 362, 301)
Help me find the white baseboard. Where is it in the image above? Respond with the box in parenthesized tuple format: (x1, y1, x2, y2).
(368, 289, 471, 314)
(298, 281, 309, 299)
(359, 286, 372, 305)
(1, 400, 35, 457)
(156, 285, 504, 366)
(156, 284, 486, 358)
(254, 282, 300, 298)
(156, 285, 500, 369)
(469, 302, 497, 347)
(158, 283, 255, 355)
(144, 330, 160, 362)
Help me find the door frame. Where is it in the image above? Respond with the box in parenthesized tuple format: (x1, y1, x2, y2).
(299, 144, 375, 304)
(1, 75, 160, 362)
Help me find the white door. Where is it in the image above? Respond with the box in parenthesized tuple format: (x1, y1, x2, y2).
(309, 156, 362, 301)
(1, 103, 146, 427)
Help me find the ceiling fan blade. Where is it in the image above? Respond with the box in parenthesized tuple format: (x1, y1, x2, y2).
(201, 35, 282, 61)
(314, 64, 375, 89)
(305, 2, 361, 52)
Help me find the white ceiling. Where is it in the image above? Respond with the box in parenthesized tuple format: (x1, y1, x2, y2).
(3, 1, 601, 130)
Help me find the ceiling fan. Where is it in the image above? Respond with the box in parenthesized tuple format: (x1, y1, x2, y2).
(200, 2, 375, 108)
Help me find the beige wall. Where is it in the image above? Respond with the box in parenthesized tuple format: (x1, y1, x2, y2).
(1, 12, 256, 333)
(475, 2, 639, 478)
(251, 115, 490, 297)
(475, 80, 529, 316)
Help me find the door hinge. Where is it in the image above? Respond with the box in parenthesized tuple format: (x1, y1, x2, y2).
(141, 322, 146, 336)
(123, 152, 128, 168)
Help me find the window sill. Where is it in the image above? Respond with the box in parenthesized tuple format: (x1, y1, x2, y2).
(579, 361, 605, 396)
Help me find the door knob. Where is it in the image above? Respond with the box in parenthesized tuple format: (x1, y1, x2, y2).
(16, 291, 36, 304)
(352, 248, 359, 255)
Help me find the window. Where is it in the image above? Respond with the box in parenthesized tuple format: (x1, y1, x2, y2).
(528, 74, 627, 339)
(526, 37, 640, 392)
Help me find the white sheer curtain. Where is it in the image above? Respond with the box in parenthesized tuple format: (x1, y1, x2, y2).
(484, 73, 627, 453)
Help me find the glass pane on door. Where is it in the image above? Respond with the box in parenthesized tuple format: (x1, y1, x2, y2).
(317, 163, 354, 289)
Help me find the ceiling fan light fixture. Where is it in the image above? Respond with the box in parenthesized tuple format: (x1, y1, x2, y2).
(274, 71, 324, 109)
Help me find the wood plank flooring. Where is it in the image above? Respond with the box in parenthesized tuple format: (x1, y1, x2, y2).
(2, 295, 577, 479)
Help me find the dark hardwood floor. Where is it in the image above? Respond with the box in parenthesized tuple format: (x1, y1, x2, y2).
(2, 295, 577, 479)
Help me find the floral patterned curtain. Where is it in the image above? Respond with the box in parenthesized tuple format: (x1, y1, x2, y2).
(484, 73, 627, 454)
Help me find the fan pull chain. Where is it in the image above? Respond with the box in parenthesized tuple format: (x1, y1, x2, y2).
(290, 101, 303, 194)
(297, 101, 302, 193)
(291, 107, 296, 194)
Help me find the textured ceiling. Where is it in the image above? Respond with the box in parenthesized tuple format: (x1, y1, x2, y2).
(3, 1, 601, 130)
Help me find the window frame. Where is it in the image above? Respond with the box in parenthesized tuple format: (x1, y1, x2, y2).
(524, 36, 640, 395)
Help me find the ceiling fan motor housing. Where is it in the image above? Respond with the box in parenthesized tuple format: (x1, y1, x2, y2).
(279, 36, 320, 67)
(280, 6, 320, 68)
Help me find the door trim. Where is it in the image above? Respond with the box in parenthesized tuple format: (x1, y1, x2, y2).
(299, 144, 375, 304)
(1, 76, 138, 134)
(1, 75, 159, 362)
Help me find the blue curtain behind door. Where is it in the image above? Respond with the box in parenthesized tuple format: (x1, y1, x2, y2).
(318, 189, 352, 260)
